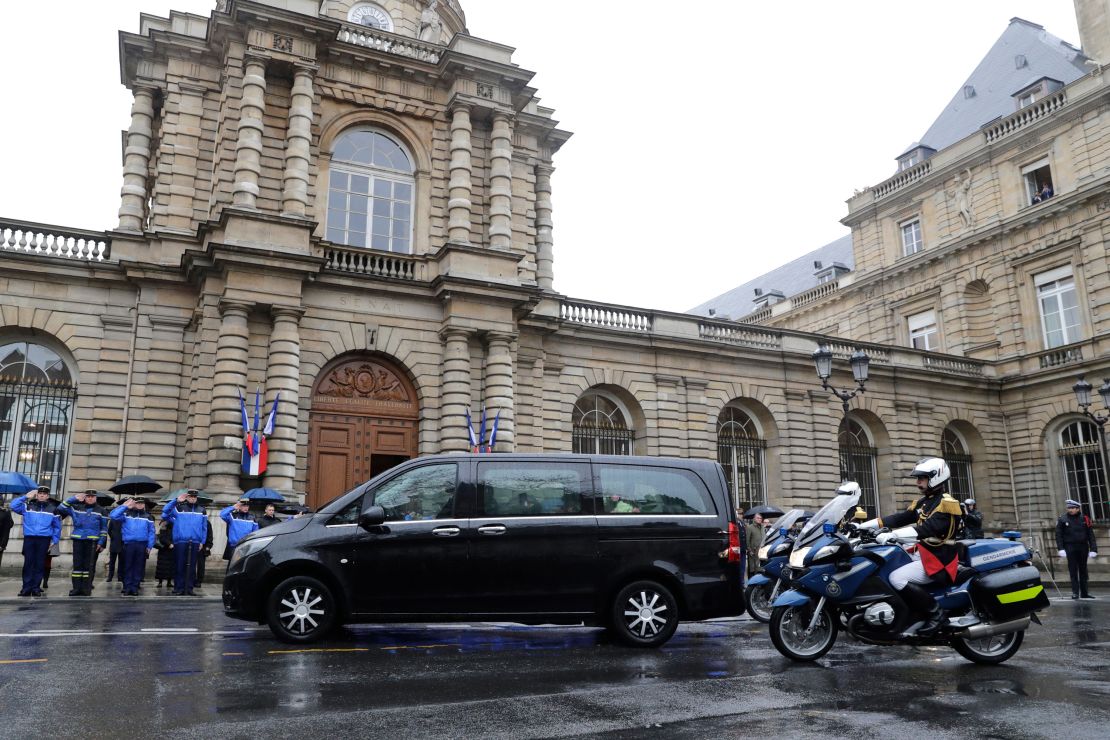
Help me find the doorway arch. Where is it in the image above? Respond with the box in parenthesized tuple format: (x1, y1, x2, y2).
(306, 354, 419, 509)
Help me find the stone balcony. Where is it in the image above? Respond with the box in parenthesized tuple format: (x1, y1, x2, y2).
(0, 219, 112, 262)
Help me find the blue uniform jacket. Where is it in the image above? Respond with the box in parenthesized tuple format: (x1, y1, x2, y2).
(11, 495, 62, 544)
(220, 506, 260, 547)
(59, 497, 108, 546)
(109, 505, 156, 549)
(162, 500, 208, 543)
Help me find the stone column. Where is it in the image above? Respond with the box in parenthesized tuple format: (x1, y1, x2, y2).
(282, 65, 315, 217)
(207, 301, 251, 494)
(440, 328, 473, 452)
(263, 307, 304, 493)
(233, 56, 267, 210)
(447, 105, 473, 244)
(488, 112, 514, 250)
(535, 164, 555, 290)
(485, 332, 515, 451)
(117, 87, 156, 232)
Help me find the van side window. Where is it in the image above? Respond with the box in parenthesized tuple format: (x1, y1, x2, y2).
(371, 463, 458, 521)
(329, 500, 362, 526)
(477, 461, 591, 517)
(595, 465, 714, 515)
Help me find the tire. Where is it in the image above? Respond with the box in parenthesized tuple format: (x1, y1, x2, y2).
(266, 575, 338, 644)
(951, 629, 1024, 665)
(745, 581, 774, 623)
(769, 603, 838, 661)
(610, 580, 680, 648)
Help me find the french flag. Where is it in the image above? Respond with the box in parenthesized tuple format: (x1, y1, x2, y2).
(241, 390, 279, 476)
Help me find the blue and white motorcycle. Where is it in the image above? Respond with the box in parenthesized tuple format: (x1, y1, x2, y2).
(768, 485, 1050, 664)
(745, 509, 812, 623)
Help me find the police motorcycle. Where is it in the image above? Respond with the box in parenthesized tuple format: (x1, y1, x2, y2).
(745, 509, 813, 622)
(768, 482, 1050, 664)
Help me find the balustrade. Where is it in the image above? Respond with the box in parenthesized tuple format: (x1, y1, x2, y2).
(0, 220, 111, 262)
(560, 301, 652, 332)
(698, 322, 782, 350)
(1038, 345, 1083, 369)
(324, 245, 418, 281)
(984, 91, 1067, 143)
(923, 354, 985, 377)
(873, 160, 932, 200)
(337, 26, 442, 64)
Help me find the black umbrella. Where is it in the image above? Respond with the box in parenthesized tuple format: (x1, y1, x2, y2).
(280, 504, 312, 515)
(109, 475, 163, 497)
(742, 505, 786, 520)
(95, 492, 116, 507)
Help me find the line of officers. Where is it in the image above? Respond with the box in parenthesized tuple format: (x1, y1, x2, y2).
(6, 486, 287, 597)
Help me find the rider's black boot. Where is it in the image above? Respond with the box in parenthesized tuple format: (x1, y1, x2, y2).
(900, 583, 946, 636)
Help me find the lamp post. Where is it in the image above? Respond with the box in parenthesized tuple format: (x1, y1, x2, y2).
(813, 344, 871, 415)
(1073, 375, 1110, 480)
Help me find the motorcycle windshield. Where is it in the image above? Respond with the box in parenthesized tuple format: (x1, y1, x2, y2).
(797, 490, 861, 549)
(761, 509, 806, 548)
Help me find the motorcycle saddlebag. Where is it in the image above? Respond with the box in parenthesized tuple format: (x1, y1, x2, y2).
(970, 565, 1050, 621)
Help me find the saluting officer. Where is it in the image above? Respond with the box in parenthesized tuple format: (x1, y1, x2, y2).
(109, 497, 155, 596)
(1057, 498, 1098, 600)
(220, 498, 260, 562)
(11, 485, 63, 597)
(162, 489, 208, 596)
(58, 489, 109, 596)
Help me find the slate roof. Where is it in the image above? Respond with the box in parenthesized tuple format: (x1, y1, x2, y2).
(916, 18, 1088, 154)
(689, 235, 853, 319)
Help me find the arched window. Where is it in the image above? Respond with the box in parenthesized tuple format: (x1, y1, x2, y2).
(326, 129, 415, 254)
(942, 427, 974, 500)
(1057, 420, 1108, 521)
(839, 418, 879, 516)
(572, 391, 633, 456)
(717, 406, 766, 513)
(0, 341, 77, 495)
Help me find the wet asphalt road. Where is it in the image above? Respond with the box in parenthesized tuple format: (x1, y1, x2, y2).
(0, 596, 1108, 739)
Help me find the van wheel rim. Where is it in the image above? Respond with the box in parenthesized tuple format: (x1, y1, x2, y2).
(279, 587, 326, 634)
(623, 590, 669, 637)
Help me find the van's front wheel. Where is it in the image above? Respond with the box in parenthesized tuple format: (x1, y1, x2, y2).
(610, 580, 679, 648)
(266, 575, 337, 644)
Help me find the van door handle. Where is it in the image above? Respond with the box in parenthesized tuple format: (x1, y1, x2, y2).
(477, 525, 507, 536)
(432, 526, 461, 537)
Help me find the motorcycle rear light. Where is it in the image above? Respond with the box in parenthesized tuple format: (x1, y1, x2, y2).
(728, 522, 741, 563)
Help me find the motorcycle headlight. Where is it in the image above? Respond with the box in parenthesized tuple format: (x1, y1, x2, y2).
(772, 543, 790, 556)
(810, 543, 843, 563)
(228, 536, 275, 568)
(789, 546, 810, 568)
(758, 545, 770, 560)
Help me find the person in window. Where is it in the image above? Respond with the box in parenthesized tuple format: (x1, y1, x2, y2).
(607, 493, 640, 514)
(516, 492, 542, 515)
(1039, 182, 1053, 201)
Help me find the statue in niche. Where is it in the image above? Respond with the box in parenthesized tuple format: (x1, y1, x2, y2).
(419, 0, 443, 43)
(946, 167, 975, 231)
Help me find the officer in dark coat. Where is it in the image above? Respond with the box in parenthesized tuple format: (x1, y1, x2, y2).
(105, 514, 124, 582)
(11, 486, 63, 597)
(58, 489, 109, 596)
(868, 458, 963, 636)
(963, 498, 984, 539)
(0, 498, 13, 570)
(1056, 499, 1098, 599)
(257, 504, 285, 529)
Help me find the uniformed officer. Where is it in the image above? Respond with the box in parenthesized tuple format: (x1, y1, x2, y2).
(58, 489, 109, 596)
(11, 485, 63, 597)
(220, 498, 260, 562)
(1056, 499, 1098, 599)
(109, 497, 155, 596)
(865, 457, 963, 636)
(162, 489, 208, 595)
(963, 498, 984, 539)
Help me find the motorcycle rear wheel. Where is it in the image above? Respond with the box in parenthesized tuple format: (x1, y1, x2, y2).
(769, 604, 838, 661)
(745, 582, 773, 623)
(951, 629, 1024, 665)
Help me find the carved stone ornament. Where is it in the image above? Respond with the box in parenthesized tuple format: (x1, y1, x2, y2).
(477, 82, 495, 100)
(946, 167, 975, 232)
(316, 361, 410, 402)
(273, 34, 294, 53)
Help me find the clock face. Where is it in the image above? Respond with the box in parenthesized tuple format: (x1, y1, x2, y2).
(349, 4, 394, 31)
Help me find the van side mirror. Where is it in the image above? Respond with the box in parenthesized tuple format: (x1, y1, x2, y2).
(359, 505, 386, 530)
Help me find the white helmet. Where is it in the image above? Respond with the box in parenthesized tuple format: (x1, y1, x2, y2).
(964, 498, 976, 506)
(837, 481, 861, 496)
(907, 457, 950, 491)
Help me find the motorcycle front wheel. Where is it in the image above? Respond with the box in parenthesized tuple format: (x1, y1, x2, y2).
(745, 581, 773, 623)
(951, 629, 1024, 665)
(769, 603, 838, 661)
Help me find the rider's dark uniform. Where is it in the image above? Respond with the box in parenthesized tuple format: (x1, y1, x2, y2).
(880, 490, 963, 585)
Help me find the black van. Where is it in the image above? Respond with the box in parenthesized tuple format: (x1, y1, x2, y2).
(223, 454, 744, 647)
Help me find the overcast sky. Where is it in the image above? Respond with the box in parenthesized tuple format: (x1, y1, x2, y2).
(0, 1, 1083, 313)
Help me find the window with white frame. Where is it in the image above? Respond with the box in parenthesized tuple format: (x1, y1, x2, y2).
(1057, 420, 1108, 522)
(900, 219, 923, 256)
(716, 406, 767, 514)
(908, 309, 938, 351)
(1034, 266, 1081, 349)
(1022, 158, 1054, 205)
(326, 129, 414, 254)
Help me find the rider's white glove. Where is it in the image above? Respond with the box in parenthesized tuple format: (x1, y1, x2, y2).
(859, 519, 880, 530)
(1058, 550, 1067, 558)
(1091, 552, 1098, 560)
(876, 531, 898, 545)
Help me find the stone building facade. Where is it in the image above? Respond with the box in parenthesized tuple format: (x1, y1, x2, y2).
(0, 0, 1105, 563)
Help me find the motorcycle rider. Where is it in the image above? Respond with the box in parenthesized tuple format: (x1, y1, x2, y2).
(864, 457, 963, 636)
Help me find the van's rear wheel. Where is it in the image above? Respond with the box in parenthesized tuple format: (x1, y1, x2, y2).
(266, 576, 337, 644)
(610, 580, 679, 648)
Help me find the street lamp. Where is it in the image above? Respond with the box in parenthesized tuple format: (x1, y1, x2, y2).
(813, 343, 871, 414)
(1073, 375, 1110, 478)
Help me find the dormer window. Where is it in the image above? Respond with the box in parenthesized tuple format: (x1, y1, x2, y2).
(814, 260, 850, 285)
(896, 144, 936, 172)
(1012, 77, 1063, 110)
(752, 289, 785, 309)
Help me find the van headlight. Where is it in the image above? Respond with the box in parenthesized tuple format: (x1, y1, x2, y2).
(229, 536, 275, 568)
(789, 547, 810, 568)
